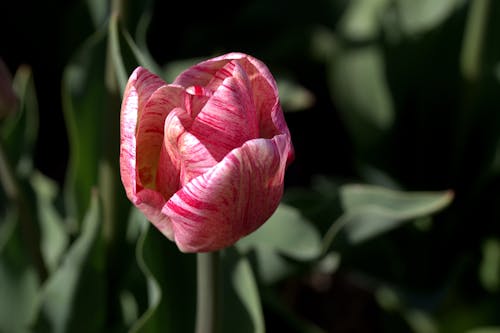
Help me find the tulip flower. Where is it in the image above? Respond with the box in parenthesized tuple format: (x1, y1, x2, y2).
(120, 53, 294, 252)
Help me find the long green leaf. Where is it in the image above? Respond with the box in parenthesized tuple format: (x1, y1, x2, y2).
(340, 184, 454, 243)
(127, 212, 161, 333)
(35, 190, 103, 333)
(237, 204, 322, 283)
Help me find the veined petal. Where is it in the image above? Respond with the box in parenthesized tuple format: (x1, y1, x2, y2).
(134, 189, 174, 240)
(188, 61, 259, 162)
(162, 134, 293, 252)
(237, 56, 290, 140)
(136, 84, 183, 192)
(120, 66, 165, 200)
(120, 67, 176, 240)
(163, 107, 217, 185)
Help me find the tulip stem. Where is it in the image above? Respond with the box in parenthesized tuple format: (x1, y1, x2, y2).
(195, 251, 221, 333)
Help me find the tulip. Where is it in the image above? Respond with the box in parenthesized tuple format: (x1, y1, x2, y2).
(120, 52, 294, 252)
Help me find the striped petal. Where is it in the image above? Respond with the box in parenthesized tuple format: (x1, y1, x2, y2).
(136, 84, 183, 194)
(120, 67, 165, 199)
(162, 134, 293, 252)
(187, 61, 259, 163)
(172, 53, 248, 88)
(120, 67, 179, 240)
(163, 107, 217, 185)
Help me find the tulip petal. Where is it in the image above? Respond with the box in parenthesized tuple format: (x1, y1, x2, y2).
(120, 67, 176, 240)
(163, 107, 217, 185)
(187, 61, 259, 162)
(136, 84, 183, 194)
(120, 66, 165, 200)
(162, 134, 293, 252)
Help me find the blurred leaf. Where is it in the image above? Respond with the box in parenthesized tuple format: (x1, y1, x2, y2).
(310, 27, 338, 63)
(0, 262, 39, 333)
(403, 309, 438, 333)
(133, 222, 196, 333)
(0, 58, 18, 120)
(329, 46, 394, 150)
(86, 0, 108, 29)
(340, 184, 453, 243)
(122, 24, 162, 77)
(338, 0, 389, 40)
(375, 285, 402, 311)
(35, 190, 104, 333)
(128, 213, 161, 333)
(31, 172, 68, 273)
(0, 208, 16, 253)
(466, 328, 500, 333)
(237, 204, 322, 284)
(277, 77, 315, 112)
(395, 0, 465, 36)
(120, 290, 139, 328)
(460, 0, 490, 82)
(1, 65, 38, 177)
(62, 28, 107, 223)
(221, 248, 264, 333)
(250, 247, 297, 284)
(237, 204, 322, 261)
(108, 13, 127, 93)
(0, 207, 39, 333)
(479, 238, 500, 292)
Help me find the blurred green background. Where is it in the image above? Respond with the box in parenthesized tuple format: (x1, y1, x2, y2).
(1, 0, 500, 332)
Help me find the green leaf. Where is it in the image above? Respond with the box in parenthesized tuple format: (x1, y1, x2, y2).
(0, 209, 39, 333)
(1, 65, 38, 177)
(277, 77, 315, 112)
(132, 220, 196, 333)
(339, 184, 454, 243)
(127, 212, 161, 333)
(403, 309, 438, 333)
(237, 204, 322, 261)
(479, 238, 500, 292)
(31, 171, 68, 273)
(460, 0, 490, 82)
(466, 328, 500, 333)
(338, 0, 390, 40)
(85, 0, 108, 29)
(329, 46, 394, 151)
(121, 25, 162, 77)
(35, 190, 104, 333)
(395, 0, 465, 36)
(108, 13, 128, 93)
(221, 248, 264, 333)
(237, 204, 322, 284)
(62, 27, 107, 223)
(0, 262, 39, 333)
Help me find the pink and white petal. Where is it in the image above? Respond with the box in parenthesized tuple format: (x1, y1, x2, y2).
(120, 66, 166, 200)
(173, 58, 230, 88)
(136, 85, 184, 191)
(172, 53, 250, 88)
(163, 107, 218, 185)
(235, 56, 288, 139)
(162, 134, 293, 253)
(134, 188, 174, 240)
(155, 143, 180, 200)
(188, 63, 259, 162)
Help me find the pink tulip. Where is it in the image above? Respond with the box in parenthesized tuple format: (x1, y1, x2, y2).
(120, 53, 294, 252)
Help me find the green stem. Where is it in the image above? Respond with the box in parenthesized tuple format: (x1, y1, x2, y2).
(195, 251, 221, 333)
